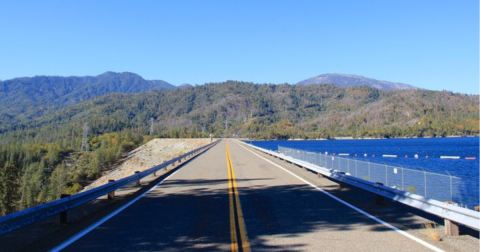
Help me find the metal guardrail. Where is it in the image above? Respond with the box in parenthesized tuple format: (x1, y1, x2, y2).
(279, 146, 477, 209)
(243, 142, 480, 231)
(0, 140, 219, 236)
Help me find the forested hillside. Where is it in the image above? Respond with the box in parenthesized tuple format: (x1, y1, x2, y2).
(0, 81, 478, 215)
(0, 72, 174, 129)
(29, 81, 479, 139)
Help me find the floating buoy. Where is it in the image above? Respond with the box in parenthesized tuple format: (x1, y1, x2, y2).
(372, 154, 375, 157)
(440, 156, 460, 159)
(414, 154, 419, 159)
(465, 157, 476, 160)
(364, 153, 367, 157)
(383, 155, 397, 158)
(325, 152, 328, 155)
(333, 153, 336, 156)
(405, 155, 408, 158)
(425, 156, 429, 159)
(355, 154, 357, 156)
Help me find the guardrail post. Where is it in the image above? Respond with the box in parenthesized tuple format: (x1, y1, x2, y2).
(375, 182, 384, 204)
(60, 194, 70, 224)
(107, 180, 115, 200)
(135, 171, 141, 186)
(445, 219, 459, 236)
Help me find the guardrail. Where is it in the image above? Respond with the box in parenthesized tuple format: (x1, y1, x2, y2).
(279, 146, 477, 209)
(0, 140, 219, 236)
(243, 141, 480, 233)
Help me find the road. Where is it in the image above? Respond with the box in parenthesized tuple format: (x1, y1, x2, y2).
(55, 139, 442, 252)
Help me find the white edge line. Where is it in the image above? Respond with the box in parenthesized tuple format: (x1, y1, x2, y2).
(48, 168, 184, 252)
(234, 140, 445, 252)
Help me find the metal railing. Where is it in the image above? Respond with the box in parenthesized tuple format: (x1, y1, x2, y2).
(0, 140, 220, 236)
(243, 142, 480, 231)
(278, 146, 477, 209)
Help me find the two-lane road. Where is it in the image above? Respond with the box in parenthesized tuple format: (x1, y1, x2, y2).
(55, 139, 442, 252)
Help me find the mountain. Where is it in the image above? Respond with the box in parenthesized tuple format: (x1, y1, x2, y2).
(0, 72, 175, 125)
(178, 83, 194, 88)
(297, 73, 418, 90)
(23, 81, 479, 139)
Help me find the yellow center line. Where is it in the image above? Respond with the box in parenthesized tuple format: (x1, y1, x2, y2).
(226, 140, 251, 252)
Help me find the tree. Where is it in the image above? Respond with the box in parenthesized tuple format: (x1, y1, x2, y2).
(0, 163, 20, 215)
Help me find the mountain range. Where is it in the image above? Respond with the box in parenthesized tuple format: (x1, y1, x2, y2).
(297, 73, 418, 90)
(0, 71, 452, 133)
(0, 72, 174, 124)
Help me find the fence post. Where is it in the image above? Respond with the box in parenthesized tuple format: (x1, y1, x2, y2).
(400, 165, 404, 191)
(385, 164, 388, 186)
(347, 159, 350, 174)
(420, 168, 427, 197)
(60, 194, 70, 224)
(368, 162, 371, 181)
(355, 159, 358, 177)
(446, 171, 453, 202)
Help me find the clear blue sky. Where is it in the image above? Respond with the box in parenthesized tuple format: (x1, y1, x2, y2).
(1, 1, 478, 94)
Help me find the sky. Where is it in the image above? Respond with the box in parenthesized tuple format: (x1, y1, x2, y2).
(0, 1, 478, 94)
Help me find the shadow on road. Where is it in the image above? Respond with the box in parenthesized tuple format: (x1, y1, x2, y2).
(60, 176, 457, 252)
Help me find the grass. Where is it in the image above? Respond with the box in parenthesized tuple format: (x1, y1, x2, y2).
(423, 222, 442, 241)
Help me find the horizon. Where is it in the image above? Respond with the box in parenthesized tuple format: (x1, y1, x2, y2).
(0, 1, 478, 94)
(1, 70, 478, 95)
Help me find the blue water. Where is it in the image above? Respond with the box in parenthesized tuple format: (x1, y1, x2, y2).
(249, 137, 479, 207)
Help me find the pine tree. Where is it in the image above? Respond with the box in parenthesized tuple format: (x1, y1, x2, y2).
(0, 163, 20, 215)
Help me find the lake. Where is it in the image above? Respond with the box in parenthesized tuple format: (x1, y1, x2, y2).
(248, 137, 479, 209)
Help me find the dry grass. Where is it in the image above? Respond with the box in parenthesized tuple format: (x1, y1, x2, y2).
(423, 222, 442, 241)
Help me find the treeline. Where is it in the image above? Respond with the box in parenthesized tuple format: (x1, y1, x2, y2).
(0, 124, 149, 215)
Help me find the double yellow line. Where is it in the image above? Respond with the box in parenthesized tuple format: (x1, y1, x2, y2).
(226, 141, 251, 252)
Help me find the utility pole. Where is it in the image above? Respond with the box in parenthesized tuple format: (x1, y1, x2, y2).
(150, 117, 154, 136)
(225, 116, 228, 132)
(81, 122, 89, 152)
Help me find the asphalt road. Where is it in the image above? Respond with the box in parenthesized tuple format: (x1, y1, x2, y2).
(56, 139, 443, 252)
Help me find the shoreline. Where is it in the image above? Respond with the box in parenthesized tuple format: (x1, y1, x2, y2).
(255, 135, 479, 141)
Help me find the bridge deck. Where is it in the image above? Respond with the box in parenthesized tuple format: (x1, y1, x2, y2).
(50, 139, 451, 252)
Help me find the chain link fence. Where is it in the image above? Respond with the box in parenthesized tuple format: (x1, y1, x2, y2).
(278, 146, 477, 209)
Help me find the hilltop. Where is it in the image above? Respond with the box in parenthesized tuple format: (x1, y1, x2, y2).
(297, 73, 418, 90)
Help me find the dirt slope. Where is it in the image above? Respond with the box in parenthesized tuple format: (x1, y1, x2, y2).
(82, 138, 211, 191)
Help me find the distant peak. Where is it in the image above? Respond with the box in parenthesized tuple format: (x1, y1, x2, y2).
(99, 71, 141, 77)
(297, 73, 418, 91)
(179, 83, 193, 88)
